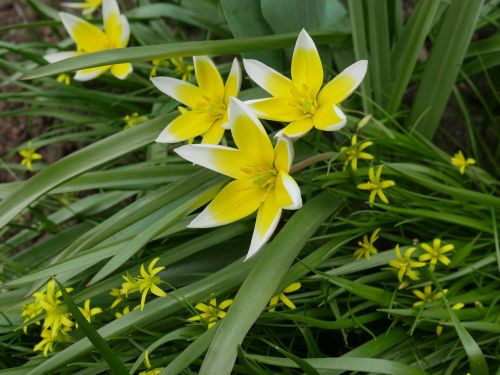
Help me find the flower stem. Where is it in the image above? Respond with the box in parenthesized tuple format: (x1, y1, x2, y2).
(290, 152, 338, 174)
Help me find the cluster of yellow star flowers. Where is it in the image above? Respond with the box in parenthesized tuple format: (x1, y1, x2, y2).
(110, 258, 168, 313)
(20, 280, 101, 356)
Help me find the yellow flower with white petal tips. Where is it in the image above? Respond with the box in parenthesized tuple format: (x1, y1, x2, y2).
(243, 29, 367, 138)
(188, 298, 233, 329)
(451, 150, 476, 174)
(19, 145, 42, 172)
(340, 134, 374, 171)
(269, 282, 301, 311)
(388, 245, 426, 283)
(78, 299, 103, 323)
(62, 0, 102, 16)
(412, 285, 447, 308)
(136, 258, 168, 311)
(175, 98, 303, 259)
(44, 0, 132, 81)
(151, 56, 241, 144)
(418, 238, 454, 271)
(354, 228, 381, 260)
(357, 165, 395, 206)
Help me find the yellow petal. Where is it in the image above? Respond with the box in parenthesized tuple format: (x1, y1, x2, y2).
(229, 98, 274, 167)
(74, 66, 110, 81)
(194, 56, 224, 100)
(201, 119, 225, 145)
(273, 136, 293, 173)
(156, 110, 213, 143)
(280, 294, 296, 310)
(243, 58, 294, 98)
(291, 30, 323, 97)
(174, 144, 252, 179)
(279, 118, 314, 138)
(103, 0, 129, 48)
(274, 171, 302, 209)
(188, 179, 264, 228)
(246, 98, 302, 122)
(59, 12, 108, 52)
(313, 104, 347, 131)
(150, 284, 167, 297)
(218, 299, 233, 310)
(247, 193, 282, 260)
(283, 282, 301, 293)
(151, 76, 202, 108)
(110, 63, 132, 80)
(318, 60, 368, 106)
(224, 58, 242, 104)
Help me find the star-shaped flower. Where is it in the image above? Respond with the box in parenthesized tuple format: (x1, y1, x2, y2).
(340, 134, 374, 171)
(412, 285, 447, 308)
(188, 298, 233, 329)
(388, 245, 426, 283)
(151, 56, 241, 144)
(175, 98, 302, 259)
(418, 238, 454, 271)
(78, 299, 103, 323)
(269, 282, 301, 311)
(357, 166, 395, 206)
(45, 0, 132, 81)
(354, 228, 381, 260)
(451, 151, 476, 174)
(19, 146, 42, 172)
(136, 258, 168, 311)
(244, 29, 367, 138)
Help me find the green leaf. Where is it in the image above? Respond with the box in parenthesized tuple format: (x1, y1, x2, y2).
(409, 0, 484, 139)
(22, 31, 347, 80)
(199, 192, 341, 375)
(54, 279, 128, 374)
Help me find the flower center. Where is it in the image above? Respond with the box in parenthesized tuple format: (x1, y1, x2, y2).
(195, 96, 227, 120)
(289, 84, 318, 116)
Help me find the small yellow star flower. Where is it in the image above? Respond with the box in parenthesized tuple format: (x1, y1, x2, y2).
(123, 112, 148, 130)
(244, 29, 367, 138)
(45, 0, 132, 81)
(62, 0, 102, 16)
(19, 146, 42, 172)
(175, 99, 302, 259)
(170, 57, 194, 81)
(412, 285, 447, 308)
(340, 134, 374, 171)
(388, 245, 426, 282)
(188, 298, 233, 329)
(33, 327, 72, 357)
(451, 151, 476, 174)
(357, 165, 395, 206)
(120, 272, 140, 298)
(151, 56, 241, 144)
(418, 239, 454, 271)
(136, 258, 168, 311)
(354, 228, 381, 260)
(21, 300, 43, 334)
(269, 282, 301, 311)
(115, 306, 131, 319)
(78, 299, 103, 323)
(56, 73, 71, 85)
(109, 287, 124, 309)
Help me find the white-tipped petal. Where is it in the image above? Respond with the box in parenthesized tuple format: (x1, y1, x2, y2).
(59, 12, 107, 52)
(151, 76, 201, 108)
(275, 171, 302, 210)
(273, 136, 294, 173)
(291, 29, 323, 96)
(74, 66, 110, 81)
(318, 60, 368, 106)
(243, 58, 294, 98)
(224, 58, 242, 104)
(44, 51, 78, 63)
(313, 105, 347, 131)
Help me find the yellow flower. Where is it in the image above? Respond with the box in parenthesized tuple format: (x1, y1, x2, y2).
(451, 151, 476, 174)
(44, 0, 132, 81)
(170, 57, 194, 81)
(114, 306, 130, 319)
(119, 272, 140, 298)
(56, 73, 71, 85)
(78, 299, 103, 323)
(340, 134, 374, 171)
(357, 166, 395, 206)
(33, 327, 71, 357)
(269, 282, 301, 311)
(62, 0, 102, 16)
(388, 245, 426, 282)
(188, 298, 233, 329)
(123, 112, 148, 130)
(354, 228, 381, 260)
(418, 239, 454, 271)
(21, 300, 43, 334)
(19, 146, 42, 172)
(412, 285, 447, 308)
(110, 287, 124, 309)
(175, 98, 303, 259)
(151, 56, 241, 144)
(243, 29, 367, 138)
(136, 258, 168, 311)
(150, 59, 169, 78)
